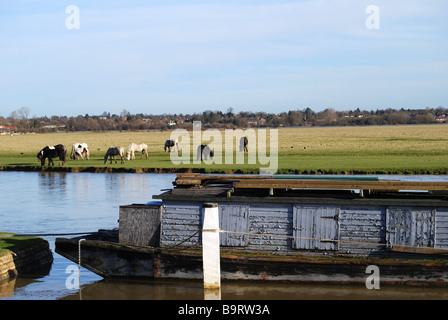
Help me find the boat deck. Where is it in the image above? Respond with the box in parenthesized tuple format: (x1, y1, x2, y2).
(171, 173, 448, 199)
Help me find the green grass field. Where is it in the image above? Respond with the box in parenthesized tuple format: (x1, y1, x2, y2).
(1, 125, 448, 174)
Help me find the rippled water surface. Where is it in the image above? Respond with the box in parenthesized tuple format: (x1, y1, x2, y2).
(1, 171, 448, 300)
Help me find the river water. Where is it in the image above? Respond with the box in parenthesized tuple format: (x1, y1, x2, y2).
(1, 171, 448, 300)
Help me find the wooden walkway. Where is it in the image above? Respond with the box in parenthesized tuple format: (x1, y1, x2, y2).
(174, 173, 448, 193)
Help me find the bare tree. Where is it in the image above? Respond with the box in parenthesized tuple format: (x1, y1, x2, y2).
(120, 109, 130, 118)
(17, 106, 31, 119)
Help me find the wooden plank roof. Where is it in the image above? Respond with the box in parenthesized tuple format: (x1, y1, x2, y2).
(174, 173, 448, 192)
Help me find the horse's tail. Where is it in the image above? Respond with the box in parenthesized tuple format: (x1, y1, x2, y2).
(197, 145, 202, 161)
(70, 145, 75, 159)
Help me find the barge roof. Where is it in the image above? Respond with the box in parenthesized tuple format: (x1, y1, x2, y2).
(152, 173, 448, 207)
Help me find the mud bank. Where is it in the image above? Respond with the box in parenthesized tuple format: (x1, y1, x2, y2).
(1, 165, 447, 175)
(0, 235, 53, 283)
(0, 165, 249, 174)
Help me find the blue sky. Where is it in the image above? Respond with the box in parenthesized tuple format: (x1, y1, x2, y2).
(0, 0, 447, 117)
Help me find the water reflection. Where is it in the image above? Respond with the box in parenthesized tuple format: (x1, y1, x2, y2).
(59, 279, 448, 300)
(0, 171, 176, 300)
(38, 171, 67, 191)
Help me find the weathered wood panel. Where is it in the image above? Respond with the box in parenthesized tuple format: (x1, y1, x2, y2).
(219, 204, 249, 247)
(157, 198, 448, 258)
(160, 201, 202, 247)
(119, 204, 162, 247)
(339, 206, 386, 256)
(436, 208, 448, 249)
(386, 207, 435, 248)
(292, 205, 340, 251)
(247, 204, 292, 251)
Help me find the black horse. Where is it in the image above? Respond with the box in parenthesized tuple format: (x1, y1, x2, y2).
(197, 144, 214, 161)
(37, 144, 67, 166)
(164, 139, 179, 152)
(104, 146, 125, 164)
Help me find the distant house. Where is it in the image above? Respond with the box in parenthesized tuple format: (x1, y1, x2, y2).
(435, 116, 447, 123)
(0, 125, 18, 135)
(42, 125, 66, 131)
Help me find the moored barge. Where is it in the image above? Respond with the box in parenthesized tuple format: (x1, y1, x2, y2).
(55, 174, 448, 286)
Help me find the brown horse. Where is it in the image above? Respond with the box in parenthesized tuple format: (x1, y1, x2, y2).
(37, 144, 67, 166)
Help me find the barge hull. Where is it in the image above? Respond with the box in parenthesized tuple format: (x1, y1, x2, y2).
(55, 237, 448, 286)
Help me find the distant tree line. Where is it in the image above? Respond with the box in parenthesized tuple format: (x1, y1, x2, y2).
(1, 106, 447, 133)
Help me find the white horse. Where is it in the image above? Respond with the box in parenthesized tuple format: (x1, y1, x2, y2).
(164, 139, 179, 152)
(126, 143, 149, 160)
(104, 146, 125, 164)
(70, 143, 90, 160)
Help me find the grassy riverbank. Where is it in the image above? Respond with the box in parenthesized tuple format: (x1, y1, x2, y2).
(0, 233, 48, 255)
(0, 233, 53, 283)
(1, 125, 448, 174)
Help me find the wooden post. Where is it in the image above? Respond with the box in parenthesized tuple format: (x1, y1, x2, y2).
(202, 203, 221, 294)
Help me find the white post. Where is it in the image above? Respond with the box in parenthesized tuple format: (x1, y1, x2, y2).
(202, 203, 221, 295)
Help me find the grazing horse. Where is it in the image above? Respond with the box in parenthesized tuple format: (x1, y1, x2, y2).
(164, 139, 179, 152)
(70, 143, 90, 160)
(197, 144, 214, 161)
(239, 136, 248, 152)
(37, 144, 67, 166)
(104, 146, 125, 164)
(126, 143, 149, 160)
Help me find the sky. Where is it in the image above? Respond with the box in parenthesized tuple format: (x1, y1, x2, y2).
(0, 0, 447, 118)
